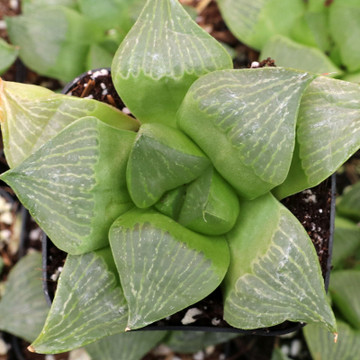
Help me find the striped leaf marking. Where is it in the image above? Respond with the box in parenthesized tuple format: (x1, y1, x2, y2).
(112, 0, 232, 125)
(178, 68, 315, 199)
(304, 321, 360, 360)
(0, 252, 49, 343)
(1, 117, 135, 254)
(0, 79, 139, 168)
(126, 123, 210, 208)
(330, 270, 360, 330)
(109, 209, 229, 330)
(275, 76, 360, 199)
(30, 249, 128, 354)
(223, 193, 336, 333)
(85, 331, 166, 360)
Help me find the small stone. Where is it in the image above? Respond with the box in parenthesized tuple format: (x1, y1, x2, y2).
(250, 61, 260, 68)
(45, 355, 56, 360)
(0, 338, 9, 355)
(69, 348, 91, 360)
(152, 345, 172, 356)
(281, 345, 290, 355)
(9, 0, 19, 10)
(211, 317, 221, 326)
(0, 229, 11, 241)
(100, 83, 106, 90)
(193, 351, 205, 360)
(0, 211, 13, 225)
(122, 107, 131, 115)
(85, 95, 94, 99)
(290, 340, 302, 357)
(181, 308, 202, 325)
(29, 227, 42, 241)
(205, 346, 215, 355)
(319, 209, 323, 213)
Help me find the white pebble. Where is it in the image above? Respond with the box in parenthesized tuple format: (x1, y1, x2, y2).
(181, 308, 202, 325)
(0, 229, 11, 241)
(0, 21, 7, 30)
(290, 339, 302, 357)
(29, 227, 42, 241)
(69, 348, 91, 360)
(122, 107, 131, 115)
(9, 0, 19, 10)
(85, 95, 94, 99)
(193, 351, 205, 360)
(102, 89, 108, 96)
(0, 338, 9, 355)
(0, 211, 13, 225)
(250, 61, 260, 68)
(45, 355, 56, 360)
(281, 345, 290, 355)
(319, 209, 323, 213)
(211, 317, 221, 326)
(100, 83, 106, 90)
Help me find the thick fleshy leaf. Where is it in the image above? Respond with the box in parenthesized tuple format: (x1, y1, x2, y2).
(0, 252, 49, 342)
(332, 217, 360, 269)
(86, 44, 113, 70)
(260, 35, 341, 76)
(30, 248, 128, 354)
(178, 167, 240, 235)
(0, 79, 139, 168)
(1, 117, 135, 254)
(165, 331, 238, 354)
(154, 185, 186, 219)
(329, 0, 360, 73)
(217, 0, 305, 50)
(0, 39, 18, 75)
(109, 208, 230, 330)
(85, 331, 166, 360)
(330, 270, 360, 330)
(304, 321, 360, 360)
(337, 182, 360, 221)
(22, 0, 79, 13)
(111, 0, 232, 126)
(223, 193, 336, 332)
(342, 72, 360, 84)
(5, 6, 103, 81)
(274, 76, 360, 199)
(271, 348, 290, 360)
(178, 68, 315, 199)
(126, 123, 210, 208)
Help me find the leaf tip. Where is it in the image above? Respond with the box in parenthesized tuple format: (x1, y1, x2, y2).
(27, 345, 35, 353)
(125, 327, 131, 332)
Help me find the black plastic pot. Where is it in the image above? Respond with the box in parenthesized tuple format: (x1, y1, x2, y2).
(41, 68, 336, 337)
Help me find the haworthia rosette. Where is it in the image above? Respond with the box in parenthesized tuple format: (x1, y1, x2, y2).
(223, 193, 336, 333)
(111, 0, 233, 126)
(0, 79, 139, 168)
(30, 248, 128, 354)
(304, 321, 360, 360)
(217, 0, 305, 50)
(154, 185, 186, 219)
(178, 167, 240, 235)
(0, 252, 49, 343)
(274, 76, 360, 199)
(126, 123, 210, 208)
(109, 208, 230, 330)
(1, 116, 136, 254)
(178, 68, 315, 199)
(330, 270, 360, 330)
(85, 331, 167, 360)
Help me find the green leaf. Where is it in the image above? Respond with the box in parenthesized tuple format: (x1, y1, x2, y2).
(337, 182, 360, 221)
(304, 320, 360, 360)
(154, 186, 186, 219)
(22, 0, 79, 13)
(1, 117, 135, 254)
(274, 76, 360, 199)
(126, 123, 210, 208)
(260, 35, 341, 76)
(217, 0, 305, 50)
(178, 167, 240, 235)
(330, 270, 360, 330)
(341, 72, 360, 84)
(109, 208, 230, 330)
(0, 80, 139, 168)
(178, 68, 315, 199)
(329, 0, 360, 72)
(332, 217, 360, 269)
(86, 44, 114, 70)
(271, 348, 291, 360)
(86, 331, 166, 360)
(165, 331, 238, 354)
(111, 0, 233, 127)
(0, 252, 49, 342)
(5, 6, 103, 81)
(223, 193, 336, 332)
(30, 248, 128, 354)
(0, 39, 18, 75)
